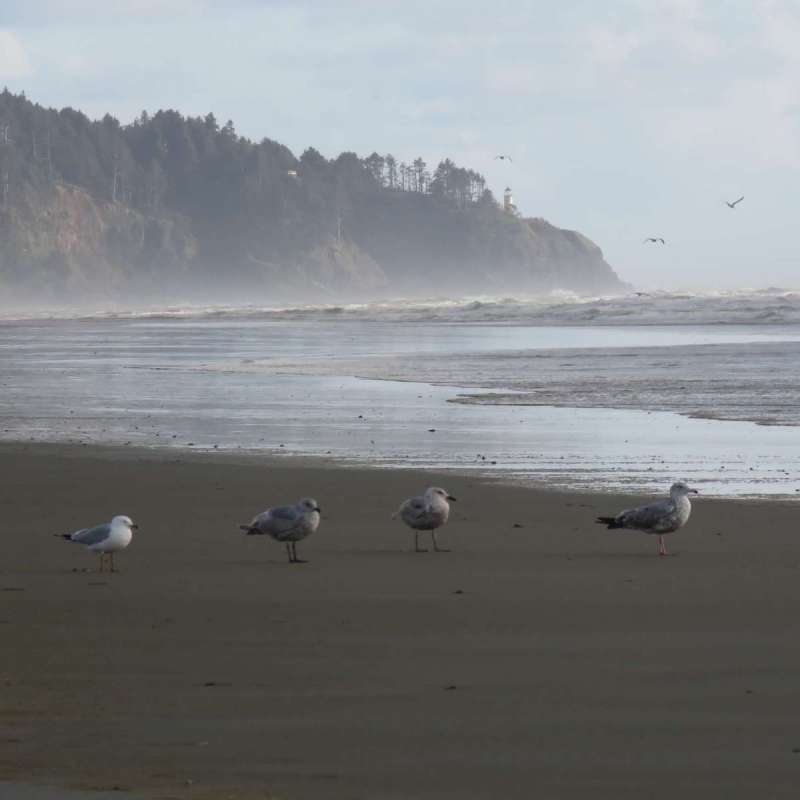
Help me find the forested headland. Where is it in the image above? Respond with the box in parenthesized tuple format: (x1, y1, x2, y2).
(0, 90, 622, 303)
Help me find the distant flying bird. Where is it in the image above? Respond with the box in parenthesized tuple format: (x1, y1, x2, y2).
(393, 486, 456, 552)
(494, 154, 513, 162)
(725, 196, 744, 209)
(239, 497, 321, 563)
(58, 515, 137, 572)
(595, 481, 698, 556)
(643, 237, 665, 244)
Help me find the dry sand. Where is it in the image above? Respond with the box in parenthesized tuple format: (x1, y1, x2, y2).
(2, 442, 800, 799)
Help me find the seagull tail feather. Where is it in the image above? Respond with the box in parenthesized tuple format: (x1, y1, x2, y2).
(596, 516, 622, 529)
(239, 524, 258, 535)
(56, 533, 74, 541)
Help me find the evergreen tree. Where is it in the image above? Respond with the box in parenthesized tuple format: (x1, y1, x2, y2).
(384, 154, 397, 189)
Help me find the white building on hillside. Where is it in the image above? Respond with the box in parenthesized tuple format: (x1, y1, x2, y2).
(503, 186, 518, 215)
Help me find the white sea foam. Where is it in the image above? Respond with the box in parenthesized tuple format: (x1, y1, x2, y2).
(2, 288, 800, 326)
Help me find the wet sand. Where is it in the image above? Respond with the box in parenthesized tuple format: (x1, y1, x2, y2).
(2, 442, 800, 799)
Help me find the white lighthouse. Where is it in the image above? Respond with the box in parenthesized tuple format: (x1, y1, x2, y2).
(503, 187, 517, 215)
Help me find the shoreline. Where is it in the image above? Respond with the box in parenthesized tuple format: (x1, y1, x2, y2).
(3, 441, 800, 799)
(2, 434, 799, 502)
(5, 437, 800, 501)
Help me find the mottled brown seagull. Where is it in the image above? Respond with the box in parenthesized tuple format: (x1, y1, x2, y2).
(393, 487, 456, 553)
(596, 482, 698, 556)
(239, 497, 321, 563)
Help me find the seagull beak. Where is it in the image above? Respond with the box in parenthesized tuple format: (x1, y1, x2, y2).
(314, 506, 322, 513)
(690, 489, 699, 495)
(447, 495, 457, 502)
(131, 523, 139, 529)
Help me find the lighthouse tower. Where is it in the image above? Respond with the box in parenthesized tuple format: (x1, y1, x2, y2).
(503, 187, 517, 215)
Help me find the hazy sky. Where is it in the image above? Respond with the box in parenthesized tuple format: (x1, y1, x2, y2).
(1, 0, 798, 290)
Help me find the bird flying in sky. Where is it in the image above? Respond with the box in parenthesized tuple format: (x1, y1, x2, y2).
(494, 154, 512, 162)
(643, 237, 665, 244)
(725, 196, 744, 209)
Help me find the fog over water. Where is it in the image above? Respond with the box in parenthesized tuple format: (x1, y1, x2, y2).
(1, 289, 799, 497)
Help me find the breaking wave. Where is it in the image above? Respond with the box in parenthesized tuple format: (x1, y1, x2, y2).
(2, 287, 800, 326)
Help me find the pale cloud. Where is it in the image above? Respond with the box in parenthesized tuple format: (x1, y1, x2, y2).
(585, 27, 643, 67)
(646, 4, 800, 170)
(657, 76, 800, 170)
(1, 0, 209, 23)
(0, 29, 31, 78)
(583, 12, 723, 74)
(485, 6, 727, 102)
(759, 0, 800, 63)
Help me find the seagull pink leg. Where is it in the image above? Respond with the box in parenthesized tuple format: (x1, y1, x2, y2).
(657, 535, 668, 556)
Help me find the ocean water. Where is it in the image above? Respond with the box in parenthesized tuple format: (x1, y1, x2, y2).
(1, 289, 799, 497)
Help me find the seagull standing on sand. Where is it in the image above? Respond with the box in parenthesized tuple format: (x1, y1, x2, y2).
(58, 515, 137, 572)
(239, 498, 321, 564)
(595, 481, 699, 556)
(393, 487, 456, 552)
(643, 237, 666, 244)
(725, 196, 744, 209)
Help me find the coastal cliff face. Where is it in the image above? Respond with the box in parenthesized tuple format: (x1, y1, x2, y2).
(510, 217, 621, 294)
(0, 183, 390, 301)
(0, 183, 196, 300)
(458, 215, 620, 294)
(0, 91, 623, 303)
(0, 182, 620, 303)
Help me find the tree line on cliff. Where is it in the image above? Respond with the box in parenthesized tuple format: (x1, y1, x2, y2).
(0, 89, 621, 299)
(0, 89, 491, 233)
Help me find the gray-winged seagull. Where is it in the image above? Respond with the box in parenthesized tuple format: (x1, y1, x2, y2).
(596, 481, 698, 556)
(239, 497, 321, 564)
(393, 487, 456, 553)
(59, 515, 138, 572)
